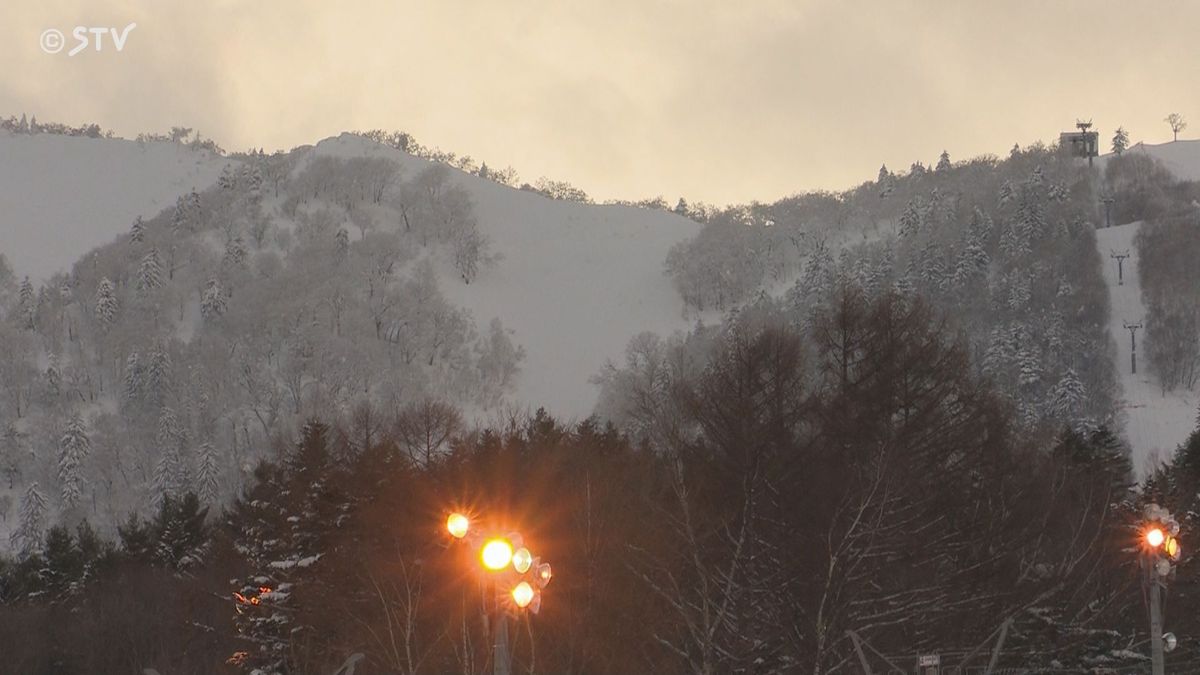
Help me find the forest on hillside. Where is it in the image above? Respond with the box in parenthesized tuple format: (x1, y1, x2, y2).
(4, 129, 1200, 672)
(8, 287, 1200, 673)
(661, 144, 1117, 437)
(0, 144, 524, 539)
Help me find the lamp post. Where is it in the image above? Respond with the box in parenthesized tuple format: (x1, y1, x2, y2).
(445, 512, 553, 675)
(1141, 504, 1182, 675)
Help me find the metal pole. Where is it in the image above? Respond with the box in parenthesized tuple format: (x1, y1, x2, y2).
(494, 611, 511, 675)
(1150, 568, 1165, 675)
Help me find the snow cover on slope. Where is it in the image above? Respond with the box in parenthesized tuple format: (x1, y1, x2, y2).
(1097, 138, 1200, 182)
(0, 131, 229, 282)
(312, 134, 702, 418)
(1095, 221, 1197, 474)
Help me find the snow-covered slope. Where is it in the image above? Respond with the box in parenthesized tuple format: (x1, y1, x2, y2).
(1097, 139, 1200, 182)
(0, 131, 229, 281)
(1095, 221, 1197, 474)
(313, 134, 702, 418)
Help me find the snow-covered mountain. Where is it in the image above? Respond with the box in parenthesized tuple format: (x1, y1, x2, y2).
(0, 130, 700, 422)
(0, 131, 229, 282)
(309, 134, 701, 418)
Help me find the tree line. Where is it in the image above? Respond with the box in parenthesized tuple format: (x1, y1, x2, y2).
(4, 287, 1198, 673)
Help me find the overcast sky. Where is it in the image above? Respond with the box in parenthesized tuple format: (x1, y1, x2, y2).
(2, 1, 1199, 204)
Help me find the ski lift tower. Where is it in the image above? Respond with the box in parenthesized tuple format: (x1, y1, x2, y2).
(1061, 119, 1099, 167)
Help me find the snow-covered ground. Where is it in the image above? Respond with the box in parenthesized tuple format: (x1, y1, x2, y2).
(313, 134, 702, 419)
(0, 131, 229, 282)
(1095, 222, 1197, 474)
(1096, 138, 1200, 181)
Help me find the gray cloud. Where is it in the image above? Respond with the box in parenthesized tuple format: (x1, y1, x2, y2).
(2, 0, 1198, 204)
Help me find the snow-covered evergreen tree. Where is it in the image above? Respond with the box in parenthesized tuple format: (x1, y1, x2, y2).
(936, 149, 952, 172)
(94, 277, 119, 326)
(218, 164, 238, 190)
(45, 352, 61, 399)
(137, 248, 164, 293)
(899, 199, 923, 239)
(334, 227, 349, 263)
(1050, 368, 1086, 419)
(200, 278, 227, 320)
(123, 351, 142, 404)
(223, 236, 246, 268)
(1018, 344, 1042, 389)
(18, 276, 35, 329)
(195, 441, 219, 504)
(145, 342, 172, 405)
(1111, 127, 1129, 155)
(58, 412, 91, 509)
(152, 406, 188, 504)
(10, 482, 47, 559)
(129, 215, 145, 244)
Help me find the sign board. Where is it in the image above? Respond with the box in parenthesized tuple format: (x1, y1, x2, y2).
(918, 654, 940, 666)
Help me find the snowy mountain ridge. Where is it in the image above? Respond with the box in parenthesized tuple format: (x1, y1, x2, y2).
(0, 130, 230, 282)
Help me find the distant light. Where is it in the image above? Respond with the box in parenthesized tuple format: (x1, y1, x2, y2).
(481, 539, 513, 570)
(1146, 527, 1165, 548)
(512, 547, 533, 574)
(536, 562, 553, 588)
(511, 581, 535, 608)
(447, 513, 470, 539)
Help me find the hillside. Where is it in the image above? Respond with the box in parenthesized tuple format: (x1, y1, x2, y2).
(0, 130, 705, 551)
(0, 131, 229, 282)
(1097, 138, 1200, 181)
(1096, 221, 1198, 473)
(310, 134, 701, 418)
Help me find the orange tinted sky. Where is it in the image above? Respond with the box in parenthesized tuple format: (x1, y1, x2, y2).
(2, 0, 1198, 204)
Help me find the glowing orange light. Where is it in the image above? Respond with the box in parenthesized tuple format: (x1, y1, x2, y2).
(1147, 527, 1165, 548)
(259, 586, 272, 594)
(481, 538, 514, 570)
(511, 581, 535, 608)
(233, 592, 251, 605)
(512, 547, 533, 574)
(447, 513, 470, 539)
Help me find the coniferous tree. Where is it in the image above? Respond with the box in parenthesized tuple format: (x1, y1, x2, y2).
(10, 482, 47, 559)
(129, 215, 145, 244)
(899, 198, 922, 239)
(123, 351, 142, 404)
(196, 441, 219, 504)
(1050, 367, 1086, 420)
(58, 412, 91, 509)
(334, 227, 349, 263)
(18, 276, 35, 329)
(153, 492, 209, 570)
(94, 277, 119, 327)
(145, 342, 172, 405)
(200, 278, 227, 320)
(137, 248, 164, 293)
(1111, 126, 1130, 155)
(936, 149, 952, 171)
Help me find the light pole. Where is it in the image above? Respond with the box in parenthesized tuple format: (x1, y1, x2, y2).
(1141, 503, 1182, 675)
(446, 512, 553, 675)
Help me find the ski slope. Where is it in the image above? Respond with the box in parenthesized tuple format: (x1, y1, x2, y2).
(0, 131, 229, 282)
(1096, 222, 1197, 474)
(1096, 138, 1200, 181)
(313, 134, 702, 419)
